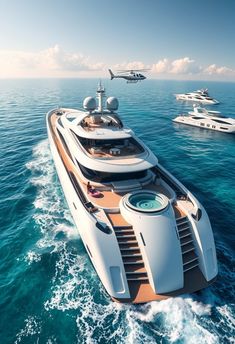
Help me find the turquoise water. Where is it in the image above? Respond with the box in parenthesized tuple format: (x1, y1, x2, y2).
(128, 193, 164, 211)
(0, 79, 234, 343)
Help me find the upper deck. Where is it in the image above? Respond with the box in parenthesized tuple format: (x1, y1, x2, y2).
(62, 111, 146, 159)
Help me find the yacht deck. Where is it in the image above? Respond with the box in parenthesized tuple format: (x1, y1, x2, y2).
(49, 111, 213, 304)
(85, 144, 141, 159)
(81, 116, 122, 131)
(83, 182, 172, 209)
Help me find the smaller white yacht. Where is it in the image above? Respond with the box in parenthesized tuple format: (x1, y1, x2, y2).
(173, 105, 235, 133)
(175, 89, 219, 105)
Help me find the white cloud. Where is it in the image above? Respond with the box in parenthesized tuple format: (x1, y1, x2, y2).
(113, 61, 148, 71)
(0, 45, 104, 77)
(170, 57, 200, 74)
(152, 58, 169, 73)
(203, 63, 235, 76)
(152, 57, 200, 75)
(0, 45, 234, 80)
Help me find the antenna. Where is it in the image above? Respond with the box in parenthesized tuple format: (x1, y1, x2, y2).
(96, 80, 106, 113)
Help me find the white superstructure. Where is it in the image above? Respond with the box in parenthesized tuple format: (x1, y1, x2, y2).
(175, 89, 219, 104)
(46, 84, 218, 303)
(173, 105, 235, 133)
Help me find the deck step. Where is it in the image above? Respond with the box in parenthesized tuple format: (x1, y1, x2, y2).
(179, 230, 191, 237)
(176, 216, 188, 223)
(178, 225, 191, 232)
(120, 246, 140, 251)
(122, 253, 142, 258)
(180, 238, 194, 246)
(183, 260, 199, 272)
(182, 250, 198, 264)
(183, 257, 198, 266)
(115, 230, 135, 236)
(127, 275, 148, 281)
(119, 242, 139, 248)
(182, 245, 195, 255)
(120, 247, 141, 253)
(123, 256, 144, 263)
(176, 220, 189, 228)
(112, 217, 149, 284)
(176, 215, 199, 274)
(124, 266, 146, 274)
(116, 235, 136, 240)
(114, 226, 133, 230)
(179, 232, 191, 240)
(123, 260, 144, 265)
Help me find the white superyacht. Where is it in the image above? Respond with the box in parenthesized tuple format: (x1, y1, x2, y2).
(174, 105, 235, 133)
(46, 84, 218, 303)
(175, 88, 219, 104)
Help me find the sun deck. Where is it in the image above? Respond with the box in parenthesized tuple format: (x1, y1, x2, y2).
(83, 182, 173, 209)
(81, 114, 122, 131)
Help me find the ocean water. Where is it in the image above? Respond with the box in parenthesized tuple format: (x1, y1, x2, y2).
(0, 78, 234, 344)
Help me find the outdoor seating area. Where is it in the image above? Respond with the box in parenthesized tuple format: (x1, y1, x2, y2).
(81, 115, 122, 131)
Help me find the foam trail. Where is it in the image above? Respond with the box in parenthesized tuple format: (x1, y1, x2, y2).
(26, 139, 79, 256)
(26, 141, 235, 344)
(15, 316, 41, 343)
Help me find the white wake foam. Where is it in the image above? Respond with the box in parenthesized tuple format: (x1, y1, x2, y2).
(15, 316, 41, 343)
(25, 140, 234, 344)
(26, 139, 78, 257)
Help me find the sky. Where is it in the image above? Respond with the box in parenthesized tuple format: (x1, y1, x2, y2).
(0, 0, 235, 80)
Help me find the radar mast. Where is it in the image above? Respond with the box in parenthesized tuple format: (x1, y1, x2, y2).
(96, 81, 106, 113)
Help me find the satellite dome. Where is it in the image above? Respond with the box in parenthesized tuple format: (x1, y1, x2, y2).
(83, 97, 96, 111)
(106, 97, 119, 111)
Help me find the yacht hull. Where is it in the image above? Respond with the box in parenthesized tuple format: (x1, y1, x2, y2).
(174, 117, 235, 133)
(46, 104, 218, 303)
(175, 95, 219, 104)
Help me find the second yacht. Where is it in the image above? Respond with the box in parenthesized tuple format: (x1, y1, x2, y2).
(175, 88, 219, 104)
(174, 105, 235, 133)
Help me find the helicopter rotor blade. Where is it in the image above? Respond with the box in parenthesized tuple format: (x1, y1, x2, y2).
(116, 68, 150, 73)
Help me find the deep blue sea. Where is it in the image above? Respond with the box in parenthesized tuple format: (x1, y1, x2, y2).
(0, 79, 234, 344)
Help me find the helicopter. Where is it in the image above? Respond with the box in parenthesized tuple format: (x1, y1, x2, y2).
(108, 69, 148, 83)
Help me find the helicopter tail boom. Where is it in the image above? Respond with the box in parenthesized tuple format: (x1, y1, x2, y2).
(108, 69, 115, 80)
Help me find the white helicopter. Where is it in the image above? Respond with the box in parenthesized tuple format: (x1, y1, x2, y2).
(108, 69, 148, 83)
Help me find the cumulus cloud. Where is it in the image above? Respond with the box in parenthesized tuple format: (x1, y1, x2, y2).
(152, 58, 169, 73)
(0, 46, 234, 80)
(113, 61, 148, 71)
(203, 63, 235, 76)
(0, 45, 104, 77)
(171, 57, 200, 74)
(152, 57, 200, 75)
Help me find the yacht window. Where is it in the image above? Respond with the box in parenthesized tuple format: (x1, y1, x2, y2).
(212, 119, 231, 125)
(207, 124, 210, 127)
(192, 117, 205, 120)
(220, 127, 228, 130)
(57, 118, 64, 128)
(72, 132, 145, 156)
(67, 116, 76, 122)
(212, 125, 216, 129)
(77, 161, 147, 182)
(200, 123, 205, 126)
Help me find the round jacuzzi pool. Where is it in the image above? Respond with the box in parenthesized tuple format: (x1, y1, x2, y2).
(126, 191, 168, 213)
